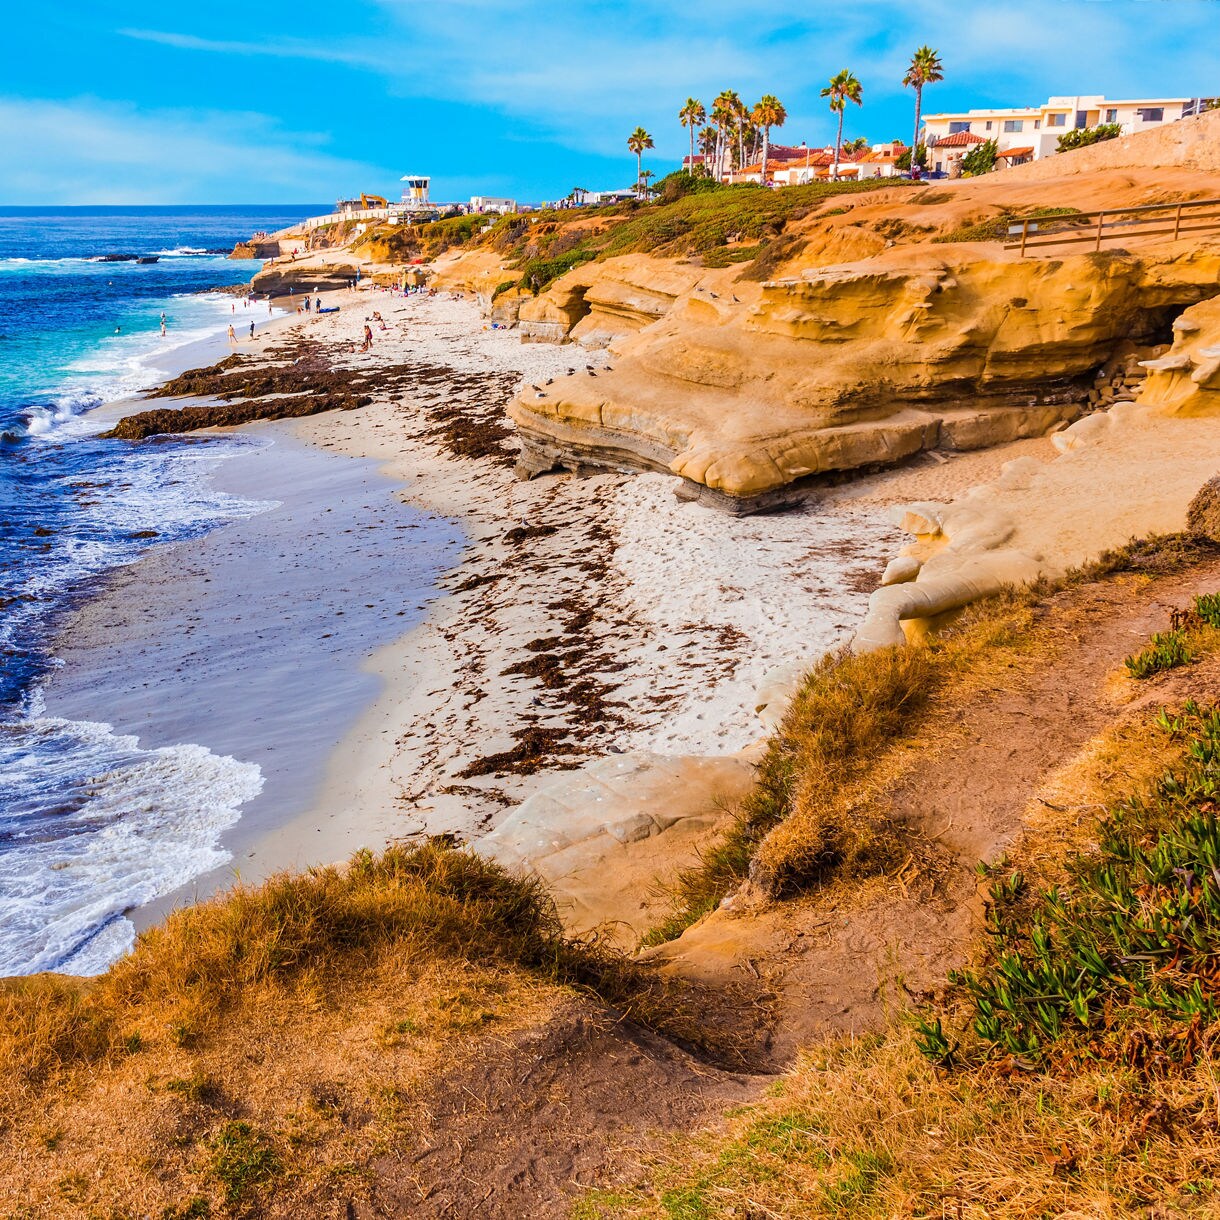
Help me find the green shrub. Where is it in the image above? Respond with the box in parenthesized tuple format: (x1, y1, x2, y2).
(1195, 592, 1220, 628)
(960, 138, 998, 176)
(933, 702, 1220, 1064)
(1057, 123, 1122, 152)
(1125, 629, 1194, 678)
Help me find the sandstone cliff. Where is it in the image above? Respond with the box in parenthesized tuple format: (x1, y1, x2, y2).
(508, 241, 1220, 510)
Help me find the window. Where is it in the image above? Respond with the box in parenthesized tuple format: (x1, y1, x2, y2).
(1047, 113, 1067, 127)
(985, 120, 992, 130)
(949, 120, 971, 134)
(1003, 119, 1024, 133)
(1105, 108, 1118, 123)
(1034, 119, 1041, 129)
(1137, 107, 1164, 122)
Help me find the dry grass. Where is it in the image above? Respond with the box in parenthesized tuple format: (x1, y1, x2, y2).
(642, 587, 1053, 944)
(0, 841, 695, 1217)
(577, 1026, 1220, 1219)
(579, 698, 1220, 1220)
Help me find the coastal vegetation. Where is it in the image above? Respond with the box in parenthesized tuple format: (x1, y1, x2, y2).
(579, 545, 1220, 1217)
(960, 136, 1000, 176)
(473, 175, 913, 295)
(0, 843, 709, 1214)
(1058, 121, 1123, 151)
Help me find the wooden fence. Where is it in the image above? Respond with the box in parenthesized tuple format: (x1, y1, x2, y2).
(1005, 197, 1220, 255)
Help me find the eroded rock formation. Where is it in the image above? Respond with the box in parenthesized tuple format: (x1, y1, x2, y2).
(507, 242, 1220, 511)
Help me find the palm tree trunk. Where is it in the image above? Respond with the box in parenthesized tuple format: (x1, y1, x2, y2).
(912, 83, 923, 174)
(689, 123, 695, 167)
(636, 150, 642, 196)
(761, 127, 770, 184)
(834, 109, 845, 180)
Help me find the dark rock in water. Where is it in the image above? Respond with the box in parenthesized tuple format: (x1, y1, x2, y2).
(136, 256, 160, 265)
(98, 253, 138, 262)
(128, 529, 160, 539)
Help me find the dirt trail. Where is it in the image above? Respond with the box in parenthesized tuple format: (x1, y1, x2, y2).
(336, 559, 1220, 1217)
(353, 999, 762, 1219)
(648, 560, 1220, 1063)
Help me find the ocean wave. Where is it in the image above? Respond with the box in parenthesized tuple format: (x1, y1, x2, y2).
(0, 709, 263, 975)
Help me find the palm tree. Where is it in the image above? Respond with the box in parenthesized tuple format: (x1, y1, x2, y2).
(627, 126, 655, 196)
(726, 92, 747, 169)
(751, 95, 787, 184)
(903, 46, 944, 176)
(712, 90, 738, 177)
(638, 169, 655, 198)
(679, 98, 707, 168)
(821, 69, 864, 179)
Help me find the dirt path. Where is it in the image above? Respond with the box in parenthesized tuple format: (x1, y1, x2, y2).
(353, 999, 762, 1219)
(648, 559, 1220, 1063)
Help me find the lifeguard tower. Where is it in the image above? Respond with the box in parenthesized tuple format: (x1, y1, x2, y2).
(400, 175, 431, 211)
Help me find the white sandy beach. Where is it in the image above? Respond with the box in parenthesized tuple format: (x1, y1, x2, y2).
(42, 283, 1085, 939)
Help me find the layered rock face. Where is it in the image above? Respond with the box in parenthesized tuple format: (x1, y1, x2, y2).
(508, 242, 1220, 511)
(517, 256, 706, 346)
(430, 249, 525, 324)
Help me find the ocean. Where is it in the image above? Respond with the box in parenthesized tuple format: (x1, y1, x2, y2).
(0, 206, 322, 975)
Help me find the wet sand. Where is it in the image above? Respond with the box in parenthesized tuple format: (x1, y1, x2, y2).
(41, 286, 1039, 940)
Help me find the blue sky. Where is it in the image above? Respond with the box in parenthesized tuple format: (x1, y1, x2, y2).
(4, 0, 1217, 204)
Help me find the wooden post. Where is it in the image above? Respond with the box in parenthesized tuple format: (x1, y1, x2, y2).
(1173, 202, 1183, 241)
(1095, 210, 1105, 252)
(1019, 218, 1028, 257)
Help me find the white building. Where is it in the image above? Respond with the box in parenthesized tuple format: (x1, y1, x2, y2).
(470, 196, 517, 215)
(921, 95, 1216, 173)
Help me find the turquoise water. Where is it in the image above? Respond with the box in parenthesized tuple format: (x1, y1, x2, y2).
(0, 207, 322, 974)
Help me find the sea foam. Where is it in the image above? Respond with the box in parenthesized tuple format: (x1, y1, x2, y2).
(0, 707, 263, 975)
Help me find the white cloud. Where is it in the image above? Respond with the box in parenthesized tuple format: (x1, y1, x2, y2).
(112, 1, 1220, 167)
(0, 97, 384, 203)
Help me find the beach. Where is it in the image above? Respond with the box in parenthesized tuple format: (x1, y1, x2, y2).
(31, 283, 1081, 958)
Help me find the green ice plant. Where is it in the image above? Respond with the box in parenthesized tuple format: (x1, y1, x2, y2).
(921, 703, 1220, 1064)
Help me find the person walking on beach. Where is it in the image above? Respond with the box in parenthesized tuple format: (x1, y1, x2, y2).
(363, 323, 373, 350)
(228, 324, 237, 345)
(315, 296, 322, 312)
(249, 320, 255, 339)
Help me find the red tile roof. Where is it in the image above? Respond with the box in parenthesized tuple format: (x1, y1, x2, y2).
(934, 130, 986, 147)
(997, 146, 1034, 159)
(859, 145, 908, 163)
(768, 145, 816, 162)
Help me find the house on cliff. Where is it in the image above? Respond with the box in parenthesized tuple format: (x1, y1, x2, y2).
(727, 142, 908, 186)
(922, 94, 1217, 168)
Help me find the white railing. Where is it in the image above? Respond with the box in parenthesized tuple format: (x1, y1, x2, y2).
(302, 207, 393, 231)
